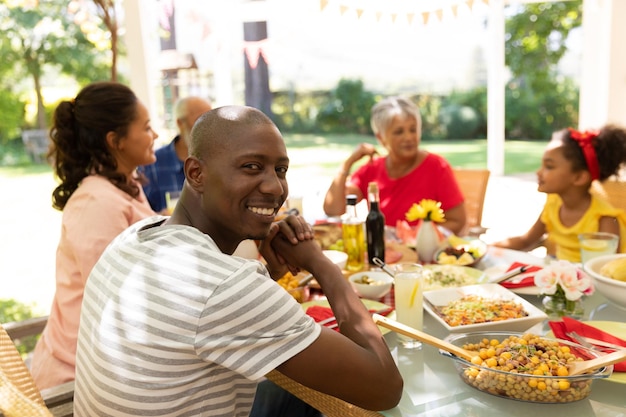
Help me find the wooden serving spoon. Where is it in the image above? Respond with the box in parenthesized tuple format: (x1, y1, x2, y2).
(372, 314, 476, 362)
(567, 349, 626, 376)
(373, 314, 626, 376)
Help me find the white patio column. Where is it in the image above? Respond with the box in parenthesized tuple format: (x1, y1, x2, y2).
(122, 0, 160, 121)
(487, 0, 506, 176)
(579, 0, 626, 129)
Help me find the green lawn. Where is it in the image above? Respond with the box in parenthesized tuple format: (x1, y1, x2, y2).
(0, 134, 548, 178)
(282, 134, 547, 177)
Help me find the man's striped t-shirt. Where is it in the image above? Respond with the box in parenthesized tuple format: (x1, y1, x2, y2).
(74, 217, 320, 416)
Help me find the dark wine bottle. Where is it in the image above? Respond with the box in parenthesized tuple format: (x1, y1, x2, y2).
(366, 182, 385, 264)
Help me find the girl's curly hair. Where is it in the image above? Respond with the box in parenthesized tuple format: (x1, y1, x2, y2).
(48, 82, 142, 211)
(553, 125, 626, 182)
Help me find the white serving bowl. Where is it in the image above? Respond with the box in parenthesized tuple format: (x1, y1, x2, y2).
(584, 253, 626, 311)
(349, 271, 394, 300)
(423, 283, 547, 333)
(323, 249, 348, 270)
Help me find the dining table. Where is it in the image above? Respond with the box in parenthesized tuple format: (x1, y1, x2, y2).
(281, 243, 626, 417)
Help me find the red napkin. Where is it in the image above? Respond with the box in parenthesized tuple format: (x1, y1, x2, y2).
(306, 305, 336, 326)
(499, 262, 543, 289)
(305, 305, 393, 332)
(549, 317, 626, 372)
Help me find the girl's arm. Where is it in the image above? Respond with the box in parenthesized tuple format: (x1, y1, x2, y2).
(599, 215, 621, 250)
(493, 217, 547, 252)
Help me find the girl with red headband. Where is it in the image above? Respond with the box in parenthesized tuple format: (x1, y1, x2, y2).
(494, 125, 626, 262)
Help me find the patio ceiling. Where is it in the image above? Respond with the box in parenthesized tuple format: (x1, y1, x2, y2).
(123, 0, 626, 176)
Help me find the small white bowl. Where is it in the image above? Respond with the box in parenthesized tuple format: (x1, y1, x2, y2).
(584, 254, 626, 311)
(323, 250, 348, 270)
(349, 271, 393, 300)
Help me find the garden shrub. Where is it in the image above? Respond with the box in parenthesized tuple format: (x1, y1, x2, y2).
(0, 298, 40, 356)
(439, 105, 481, 139)
(315, 79, 376, 134)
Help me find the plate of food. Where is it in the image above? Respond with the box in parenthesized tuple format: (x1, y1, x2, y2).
(313, 222, 343, 250)
(423, 264, 487, 291)
(423, 283, 547, 333)
(433, 235, 488, 267)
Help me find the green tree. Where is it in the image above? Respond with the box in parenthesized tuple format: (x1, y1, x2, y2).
(71, 0, 122, 82)
(504, 1, 582, 138)
(315, 79, 377, 134)
(0, 0, 110, 129)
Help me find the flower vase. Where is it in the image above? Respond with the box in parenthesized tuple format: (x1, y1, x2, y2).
(415, 220, 443, 264)
(542, 295, 585, 320)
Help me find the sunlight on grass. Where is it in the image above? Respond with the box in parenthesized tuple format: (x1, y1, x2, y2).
(282, 134, 547, 177)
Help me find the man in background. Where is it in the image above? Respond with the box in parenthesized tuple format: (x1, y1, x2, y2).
(140, 96, 212, 213)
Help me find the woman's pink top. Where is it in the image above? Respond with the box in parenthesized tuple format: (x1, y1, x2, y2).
(31, 175, 154, 389)
(350, 153, 464, 226)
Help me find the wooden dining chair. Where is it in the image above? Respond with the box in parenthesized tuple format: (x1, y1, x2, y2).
(265, 370, 384, 417)
(1, 318, 74, 417)
(0, 322, 53, 417)
(452, 168, 490, 236)
(591, 179, 626, 212)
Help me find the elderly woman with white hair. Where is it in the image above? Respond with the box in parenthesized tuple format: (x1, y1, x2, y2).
(323, 96, 466, 235)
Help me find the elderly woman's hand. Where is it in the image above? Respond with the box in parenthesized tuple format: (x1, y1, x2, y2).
(348, 143, 378, 165)
(260, 214, 314, 279)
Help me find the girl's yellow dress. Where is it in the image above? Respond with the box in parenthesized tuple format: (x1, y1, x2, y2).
(541, 193, 626, 262)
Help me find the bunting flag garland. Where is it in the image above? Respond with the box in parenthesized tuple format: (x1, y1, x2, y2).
(243, 39, 270, 69)
(318, 0, 487, 26)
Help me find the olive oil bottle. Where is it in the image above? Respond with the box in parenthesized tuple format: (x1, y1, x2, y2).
(342, 195, 365, 271)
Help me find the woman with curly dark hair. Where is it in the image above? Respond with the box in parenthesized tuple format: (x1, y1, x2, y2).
(31, 81, 158, 390)
(494, 125, 626, 261)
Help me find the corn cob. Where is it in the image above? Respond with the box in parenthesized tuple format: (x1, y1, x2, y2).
(600, 257, 626, 281)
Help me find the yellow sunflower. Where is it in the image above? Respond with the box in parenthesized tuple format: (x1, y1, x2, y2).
(405, 199, 445, 223)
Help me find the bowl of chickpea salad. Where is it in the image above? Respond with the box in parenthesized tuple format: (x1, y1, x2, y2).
(441, 331, 613, 403)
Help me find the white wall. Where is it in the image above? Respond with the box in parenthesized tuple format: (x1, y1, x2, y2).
(579, 0, 626, 129)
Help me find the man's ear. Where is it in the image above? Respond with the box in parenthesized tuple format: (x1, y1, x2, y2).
(176, 118, 184, 134)
(185, 156, 204, 192)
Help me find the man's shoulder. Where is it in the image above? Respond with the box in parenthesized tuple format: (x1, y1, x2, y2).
(154, 139, 179, 159)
